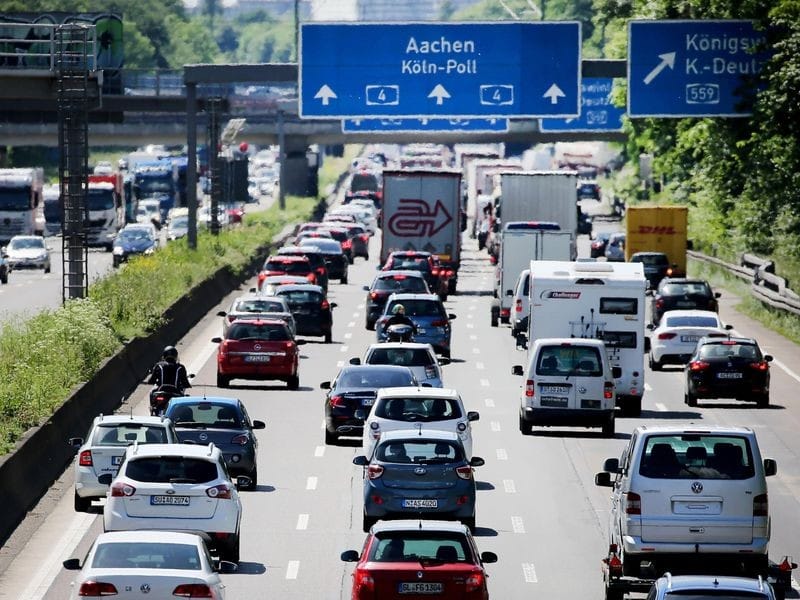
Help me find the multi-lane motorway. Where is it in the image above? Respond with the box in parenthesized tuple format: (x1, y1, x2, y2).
(2, 218, 800, 599)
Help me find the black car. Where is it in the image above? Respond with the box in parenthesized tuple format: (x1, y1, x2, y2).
(165, 396, 265, 488)
(577, 207, 593, 235)
(299, 238, 349, 284)
(652, 278, 720, 324)
(590, 231, 612, 258)
(319, 226, 353, 263)
(363, 270, 430, 330)
(274, 283, 337, 343)
(630, 251, 672, 289)
(381, 251, 445, 298)
(277, 245, 330, 292)
(685, 336, 772, 408)
(320, 365, 418, 445)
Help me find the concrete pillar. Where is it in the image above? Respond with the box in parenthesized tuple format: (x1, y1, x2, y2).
(282, 135, 314, 197)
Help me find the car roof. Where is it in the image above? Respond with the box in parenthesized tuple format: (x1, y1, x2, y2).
(278, 245, 324, 255)
(660, 309, 721, 319)
(95, 531, 205, 545)
(385, 293, 441, 302)
(660, 278, 708, 285)
(126, 442, 221, 459)
(234, 293, 287, 303)
(170, 396, 240, 408)
(274, 284, 324, 293)
(634, 424, 755, 435)
(261, 275, 309, 283)
(379, 429, 460, 442)
(371, 519, 469, 534)
(697, 335, 757, 345)
(658, 574, 772, 593)
(340, 365, 416, 374)
(532, 337, 607, 349)
(367, 342, 435, 352)
(94, 415, 172, 426)
(228, 318, 288, 327)
(9, 235, 42, 241)
(267, 255, 309, 262)
(376, 387, 460, 400)
(389, 251, 432, 258)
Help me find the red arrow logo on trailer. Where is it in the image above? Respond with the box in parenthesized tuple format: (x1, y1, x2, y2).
(387, 199, 453, 237)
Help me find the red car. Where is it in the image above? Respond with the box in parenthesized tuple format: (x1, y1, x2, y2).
(257, 255, 316, 290)
(341, 520, 497, 599)
(212, 319, 304, 389)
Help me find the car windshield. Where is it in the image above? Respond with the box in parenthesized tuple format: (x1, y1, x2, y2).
(375, 397, 462, 421)
(376, 440, 462, 464)
(278, 290, 323, 304)
(119, 229, 151, 242)
(697, 342, 760, 360)
(125, 456, 218, 483)
(639, 434, 755, 480)
(337, 369, 415, 388)
(265, 260, 310, 274)
(536, 345, 603, 376)
(168, 402, 244, 429)
(386, 300, 445, 318)
(350, 173, 379, 192)
(367, 348, 435, 367)
(233, 300, 285, 313)
(301, 239, 342, 254)
(227, 323, 290, 341)
(91, 424, 168, 446)
(389, 258, 430, 272)
(368, 532, 472, 563)
(9, 237, 44, 250)
(664, 316, 720, 328)
(374, 276, 427, 293)
(92, 542, 202, 570)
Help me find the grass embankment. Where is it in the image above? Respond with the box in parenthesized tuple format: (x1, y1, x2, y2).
(0, 196, 316, 455)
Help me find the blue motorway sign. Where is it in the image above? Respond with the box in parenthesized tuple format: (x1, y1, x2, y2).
(628, 20, 768, 117)
(300, 22, 581, 119)
(540, 78, 625, 132)
(342, 117, 509, 134)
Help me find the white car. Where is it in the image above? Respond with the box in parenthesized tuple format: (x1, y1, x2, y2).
(217, 293, 296, 337)
(63, 531, 234, 599)
(648, 309, 732, 370)
(351, 342, 447, 388)
(70, 415, 179, 512)
(2, 235, 51, 273)
(102, 443, 244, 562)
(136, 199, 161, 225)
(362, 387, 479, 459)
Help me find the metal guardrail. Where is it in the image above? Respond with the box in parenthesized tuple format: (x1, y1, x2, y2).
(0, 23, 96, 71)
(688, 249, 800, 316)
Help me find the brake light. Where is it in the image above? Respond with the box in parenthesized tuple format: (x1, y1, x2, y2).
(500, 308, 510, 318)
(625, 492, 642, 515)
(172, 583, 213, 598)
(316, 266, 326, 275)
(354, 568, 375, 592)
(392, 275, 407, 280)
(456, 466, 473, 480)
(604, 382, 614, 399)
(321, 299, 330, 310)
(206, 484, 232, 499)
(655, 298, 664, 309)
(689, 360, 710, 371)
(607, 552, 623, 576)
(515, 299, 523, 312)
(227, 315, 237, 323)
(369, 292, 379, 300)
(465, 572, 485, 593)
(110, 482, 135, 497)
(360, 234, 369, 242)
(306, 273, 316, 282)
(658, 332, 676, 340)
(431, 268, 439, 276)
(367, 465, 384, 479)
(231, 434, 249, 446)
(329, 395, 347, 408)
(342, 240, 352, 249)
(753, 493, 768, 517)
(525, 379, 535, 398)
(79, 450, 93, 467)
(749, 361, 769, 371)
(78, 581, 118, 596)
(430, 319, 447, 327)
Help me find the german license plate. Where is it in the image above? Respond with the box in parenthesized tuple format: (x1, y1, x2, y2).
(416, 328, 426, 334)
(677, 301, 695, 307)
(361, 398, 375, 406)
(717, 372, 743, 379)
(541, 385, 570, 395)
(150, 495, 189, 506)
(681, 335, 700, 342)
(399, 582, 443, 594)
(540, 396, 568, 408)
(245, 355, 270, 363)
(403, 499, 437, 508)
(112, 455, 123, 466)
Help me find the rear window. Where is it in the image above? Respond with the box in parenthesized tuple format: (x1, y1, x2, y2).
(601, 331, 638, 349)
(351, 173, 379, 192)
(662, 282, 712, 296)
(663, 593, 768, 600)
(265, 260, 310, 275)
(367, 348, 435, 367)
(369, 532, 472, 563)
(324, 229, 348, 242)
(632, 254, 669, 266)
(600, 297, 638, 315)
(389, 258, 430, 272)
(536, 345, 603, 376)
(92, 542, 202, 570)
(168, 403, 243, 429)
(232, 300, 285, 313)
(375, 397, 463, 420)
(91, 424, 168, 446)
(386, 300, 445, 318)
(337, 369, 416, 388)
(698, 342, 760, 360)
(374, 275, 428, 293)
(376, 440, 463, 464)
(664, 315, 720, 328)
(638, 434, 755, 480)
(278, 290, 323, 304)
(125, 456, 219, 483)
(227, 323, 290, 341)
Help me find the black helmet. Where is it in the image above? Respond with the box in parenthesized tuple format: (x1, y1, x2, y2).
(162, 345, 178, 361)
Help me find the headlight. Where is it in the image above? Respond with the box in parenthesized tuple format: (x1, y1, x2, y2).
(144, 247, 155, 255)
(113, 246, 124, 255)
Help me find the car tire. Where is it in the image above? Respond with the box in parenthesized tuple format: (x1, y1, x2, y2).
(602, 417, 615, 437)
(221, 535, 240, 563)
(603, 580, 624, 600)
(74, 491, 91, 513)
(519, 416, 532, 436)
(649, 353, 662, 371)
(341, 273, 348, 284)
(623, 396, 642, 418)
(461, 516, 476, 533)
(447, 279, 456, 295)
(362, 513, 377, 533)
(287, 375, 299, 390)
(216, 373, 230, 388)
(324, 428, 338, 445)
(112, 257, 120, 269)
(685, 391, 697, 407)
(245, 467, 258, 490)
(324, 330, 332, 344)
(490, 307, 499, 328)
(0, 270, 7, 284)
(440, 348, 451, 359)
(365, 320, 375, 331)
(44, 265, 51, 274)
(756, 392, 769, 408)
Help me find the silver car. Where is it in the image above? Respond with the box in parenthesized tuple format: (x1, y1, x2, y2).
(217, 293, 296, 337)
(3, 235, 51, 272)
(648, 573, 778, 600)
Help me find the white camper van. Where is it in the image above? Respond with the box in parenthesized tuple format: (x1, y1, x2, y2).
(523, 260, 648, 417)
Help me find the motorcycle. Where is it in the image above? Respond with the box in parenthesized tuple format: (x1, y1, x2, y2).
(385, 323, 415, 343)
(149, 384, 185, 417)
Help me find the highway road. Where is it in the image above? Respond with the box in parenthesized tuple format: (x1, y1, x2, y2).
(2, 213, 800, 599)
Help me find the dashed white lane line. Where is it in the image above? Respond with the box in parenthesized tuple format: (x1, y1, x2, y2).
(467, 313, 474, 319)
(472, 347, 480, 354)
(476, 362, 485, 370)
(286, 560, 300, 579)
(655, 402, 668, 412)
(306, 476, 318, 490)
(344, 332, 352, 339)
(314, 446, 325, 457)
(511, 516, 525, 533)
(469, 305, 476, 311)
(484, 398, 495, 408)
(503, 479, 516, 493)
(347, 321, 356, 327)
(772, 358, 800, 384)
(357, 303, 365, 309)
(496, 449, 508, 461)
(480, 378, 490, 387)
(320, 420, 325, 429)
(466, 323, 474, 329)
(340, 345, 349, 353)
(352, 312, 359, 318)
(522, 562, 538, 583)
(490, 421, 501, 432)
(296, 514, 309, 530)
(470, 335, 478, 340)
(337, 360, 344, 368)
(644, 383, 653, 392)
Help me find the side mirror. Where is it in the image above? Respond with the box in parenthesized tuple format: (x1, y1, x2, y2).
(296, 339, 307, 345)
(644, 338, 651, 353)
(724, 324, 733, 330)
(341, 550, 360, 562)
(211, 337, 222, 343)
(480, 551, 498, 564)
(511, 365, 524, 376)
(420, 382, 433, 388)
(320, 381, 331, 390)
(352, 455, 368, 467)
(69, 437, 84, 449)
(235, 475, 252, 489)
(505, 289, 513, 296)
(438, 357, 451, 366)
(612, 366, 622, 379)
(448, 314, 457, 320)
(646, 324, 655, 331)
(330, 302, 338, 308)
(595, 472, 613, 487)
(602, 457, 620, 473)
(764, 354, 774, 362)
(645, 289, 653, 296)
(349, 357, 361, 365)
(715, 292, 721, 298)
(764, 458, 777, 477)
(98, 473, 114, 485)
(362, 285, 370, 291)
(62, 558, 82, 570)
(252, 420, 266, 430)
(467, 411, 480, 422)
(217, 560, 238, 574)
(217, 310, 227, 317)
(469, 456, 485, 467)
(354, 409, 366, 420)
(249, 287, 257, 293)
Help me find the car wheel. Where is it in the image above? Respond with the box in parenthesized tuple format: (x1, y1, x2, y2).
(648, 353, 661, 371)
(0, 269, 7, 284)
(287, 375, 299, 390)
(447, 279, 456, 295)
(518, 415, 531, 436)
(603, 580, 624, 600)
(324, 330, 332, 344)
(247, 467, 258, 490)
(74, 491, 91, 513)
(685, 390, 697, 407)
(756, 392, 769, 408)
(365, 319, 375, 331)
(216, 373, 230, 388)
(440, 349, 451, 359)
(348, 254, 354, 265)
(362, 513, 377, 533)
(44, 265, 51, 274)
(490, 307, 499, 327)
(623, 396, 642, 418)
(220, 535, 240, 563)
(602, 417, 615, 437)
(341, 273, 348, 284)
(324, 428, 338, 445)
(461, 516, 476, 533)
(112, 257, 119, 268)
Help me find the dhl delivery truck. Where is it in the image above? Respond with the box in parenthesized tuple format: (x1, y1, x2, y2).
(625, 205, 688, 276)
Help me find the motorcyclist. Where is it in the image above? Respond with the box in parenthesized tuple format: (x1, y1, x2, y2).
(384, 304, 417, 334)
(148, 345, 192, 393)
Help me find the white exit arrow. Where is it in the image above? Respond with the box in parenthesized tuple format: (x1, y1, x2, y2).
(543, 83, 565, 105)
(314, 84, 337, 106)
(428, 84, 451, 106)
(643, 52, 676, 85)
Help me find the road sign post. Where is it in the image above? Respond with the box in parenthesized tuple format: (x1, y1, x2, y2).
(540, 77, 624, 132)
(628, 20, 768, 118)
(300, 22, 581, 119)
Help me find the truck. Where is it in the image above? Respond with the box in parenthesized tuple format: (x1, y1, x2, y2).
(42, 184, 61, 236)
(87, 172, 126, 250)
(490, 224, 573, 327)
(522, 260, 648, 417)
(380, 169, 463, 293)
(466, 158, 521, 239)
(0, 168, 44, 242)
(133, 159, 178, 222)
(625, 205, 689, 276)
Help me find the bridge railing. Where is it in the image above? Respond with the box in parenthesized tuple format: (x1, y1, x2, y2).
(0, 22, 96, 71)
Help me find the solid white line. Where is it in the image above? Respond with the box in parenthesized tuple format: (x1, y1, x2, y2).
(476, 362, 485, 370)
(772, 358, 800, 384)
(296, 514, 309, 530)
(503, 479, 516, 493)
(285, 560, 300, 579)
(484, 398, 495, 408)
(496, 449, 508, 461)
(314, 446, 325, 457)
(336, 360, 344, 368)
(480, 378, 490, 387)
(511, 516, 525, 533)
(655, 402, 668, 412)
(306, 476, 318, 490)
(522, 562, 538, 583)
(490, 421, 501, 432)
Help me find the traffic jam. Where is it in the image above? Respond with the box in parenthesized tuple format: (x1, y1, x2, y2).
(50, 142, 797, 599)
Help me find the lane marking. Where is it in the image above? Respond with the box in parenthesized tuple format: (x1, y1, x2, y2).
(476, 362, 485, 370)
(480, 378, 490, 387)
(490, 421, 501, 432)
(344, 332, 352, 339)
(470, 335, 478, 341)
(469, 305, 476, 311)
(320, 420, 325, 429)
(772, 358, 800, 384)
(655, 402, 667, 412)
(286, 560, 300, 579)
(340, 346, 349, 353)
(314, 446, 325, 457)
(357, 303, 365, 309)
(522, 562, 538, 583)
(296, 514, 309, 530)
(511, 516, 525, 533)
(466, 323, 474, 329)
(306, 476, 318, 490)
(472, 347, 480, 354)
(503, 479, 516, 493)
(352, 312, 359, 318)
(336, 360, 344, 368)
(496, 449, 508, 461)
(467, 314, 474, 319)
(484, 398, 495, 408)
(347, 321, 355, 327)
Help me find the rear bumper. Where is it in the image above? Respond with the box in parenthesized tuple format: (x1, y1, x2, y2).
(622, 535, 769, 558)
(218, 363, 296, 378)
(521, 406, 614, 427)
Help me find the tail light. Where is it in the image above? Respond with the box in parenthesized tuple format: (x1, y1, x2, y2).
(445, 269, 454, 277)
(431, 268, 439, 276)
(306, 273, 316, 283)
(753, 493, 768, 517)
(369, 292, 379, 300)
(316, 266, 326, 275)
(525, 379, 535, 398)
(257, 272, 266, 284)
(515, 299, 523, 313)
(110, 482, 135, 497)
(607, 551, 623, 576)
(329, 395, 347, 408)
(625, 492, 642, 515)
(79, 450, 93, 467)
(430, 319, 447, 327)
(666, 267, 675, 277)
(657, 332, 676, 340)
(231, 434, 249, 445)
(500, 308, 510, 318)
(342, 240, 352, 249)
(456, 466, 473, 480)
(321, 299, 330, 310)
(227, 315, 237, 323)
(206, 484, 232, 499)
(78, 581, 118, 596)
(655, 298, 664, 309)
(354, 568, 375, 592)
(465, 572, 485, 593)
(172, 583, 213, 598)
(360, 234, 369, 242)
(749, 361, 769, 371)
(367, 465, 384, 479)
(604, 382, 614, 399)
(689, 360, 710, 371)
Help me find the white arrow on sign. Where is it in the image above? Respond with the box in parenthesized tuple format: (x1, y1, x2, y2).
(428, 84, 451, 106)
(643, 52, 676, 85)
(314, 84, 337, 106)
(543, 83, 565, 105)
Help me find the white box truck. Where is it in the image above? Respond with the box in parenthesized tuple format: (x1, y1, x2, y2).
(523, 260, 648, 417)
(491, 225, 572, 327)
(381, 169, 463, 293)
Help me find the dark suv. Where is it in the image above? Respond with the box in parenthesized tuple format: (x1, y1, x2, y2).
(364, 270, 430, 330)
(652, 278, 720, 324)
(630, 251, 671, 289)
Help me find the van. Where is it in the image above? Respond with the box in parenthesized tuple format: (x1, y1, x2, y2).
(509, 268, 530, 337)
(595, 425, 776, 581)
(512, 338, 620, 436)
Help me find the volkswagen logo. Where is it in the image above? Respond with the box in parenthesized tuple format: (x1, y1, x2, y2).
(254, 343, 261, 350)
(140, 583, 151, 593)
(691, 481, 704, 494)
(199, 432, 208, 441)
(414, 467, 427, 476)
(417, 571, 424, 579)
(166, 489, 175, 495)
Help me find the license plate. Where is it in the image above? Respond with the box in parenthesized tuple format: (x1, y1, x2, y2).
(403, 499, 437, 508)
(399, 582, 443, 594)
(540, 396, 569, 408)
(112, 455, 123, 466)
(676, 301, 695, 307)
(245, 355, 270, 363)
(361, 398, 375, 406)
(717, 372, 743, 379)
(680, 335, 700, 342)
(416, 328, 426, 334)
(541, 385, 570, 395)
(150, 495, 190, 506)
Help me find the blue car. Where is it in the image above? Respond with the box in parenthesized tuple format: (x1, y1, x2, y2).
(375, 293, 456, 358)
(112, 224, 158, 268)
